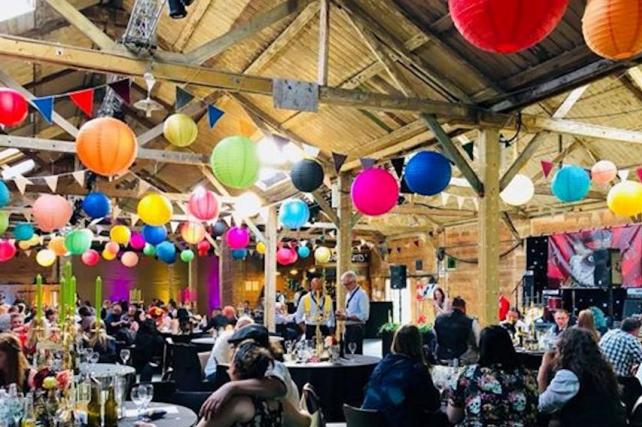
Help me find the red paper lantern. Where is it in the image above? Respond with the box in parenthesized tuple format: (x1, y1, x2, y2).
(277, 246, 298, 266)
(81, 249, 100, 266)
(0, 89, 28, 128)
(0, 239, 16, 262)
(197, 240, 211, 256)
(449, 0, 569, 54)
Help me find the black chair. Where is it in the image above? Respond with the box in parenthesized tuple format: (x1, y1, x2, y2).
(171, 391, 211, 415)
(343, 404, 387, 427)
(170, 343, 203, 390)
(619, 376, 642, 417)
(631, 396, 642, 427)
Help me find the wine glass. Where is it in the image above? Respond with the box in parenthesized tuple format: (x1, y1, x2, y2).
(142, 384, 153, 411)
(120, 349, 131, 366)
(9, 394, 23, 427)
(130, 386, 144, 419)
(348, 342, 357, 358)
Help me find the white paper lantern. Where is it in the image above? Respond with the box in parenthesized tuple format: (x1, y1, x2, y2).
(500, 174, 535, 206)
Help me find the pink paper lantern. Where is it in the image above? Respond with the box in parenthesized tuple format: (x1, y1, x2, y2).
(130, 232, 146, 250)
(225, 226, 250, 249)
(591, 160, 617, 184)
(81, 249, 100, 266)
(188, 187, 220, 221)
(351, 168, 399, 216)
(0, 240, 16, 262)
(277, 246, 298, 266)
(121, 251, 139, 268)
(105, 241, 120, 254)
(32, 195, 73, 232)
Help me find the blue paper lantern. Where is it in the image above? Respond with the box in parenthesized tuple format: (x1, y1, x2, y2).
(232, 249, 248, 260)
(0, 181, 10, 208)
(551, 165, 591, 203)
(403, 151, 452, 196)
(279, 199, 310, 230)
(82, 192, 111, 219)
(156, 241, 176, 264)
(212, 219, 228, 237)
(142, 225, 167, 245)
(297, 245, 310, 258)
(13, 223, 34, 241)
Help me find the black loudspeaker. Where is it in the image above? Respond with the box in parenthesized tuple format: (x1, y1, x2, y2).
(522, 271, 535, 303)
(594, 249, 611, 287)
(390, 265, 407, 289)
(168, 0, 187, 19)
(623, 299, 642, 319)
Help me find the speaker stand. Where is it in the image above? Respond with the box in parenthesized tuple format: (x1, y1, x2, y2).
(398, 289, 402, 324)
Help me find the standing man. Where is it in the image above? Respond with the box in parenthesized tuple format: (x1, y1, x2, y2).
(336, 271, 369, 354)
(295, 275, 335, 339)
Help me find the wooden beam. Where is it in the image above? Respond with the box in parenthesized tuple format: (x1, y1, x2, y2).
(479, 128, 500, 325)
(173, 0, 212, 51)
(184, 0, 314, 64)
(264, 205, 277, 332)
(311, 190, 339, 225)
(0, 135, 209, 165)
(521, 115, 642, 145)
(43, 0, 118, 49)
(531, 140, 581, 182)
(336, 172, 352, 310)
(500, 85, 588, 189)
(422, 114, 484, 196)
(317, 0, 330, 86)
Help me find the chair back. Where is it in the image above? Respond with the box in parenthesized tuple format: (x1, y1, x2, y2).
(631, 396, 642, 427)
(170, 343, 203, 390)
(342, 404, 387, 427)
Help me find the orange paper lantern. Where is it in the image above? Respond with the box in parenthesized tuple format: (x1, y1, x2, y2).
(48, 236, 68, 256)
(75, 117, 138, 177)
(583, 0, 642, 60)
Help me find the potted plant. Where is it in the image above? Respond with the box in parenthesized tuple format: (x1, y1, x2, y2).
(378, 322, 399, 357)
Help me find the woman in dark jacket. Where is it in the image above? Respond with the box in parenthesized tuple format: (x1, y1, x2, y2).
(362, 324, 441, 427)
(133, 318, 164, 381)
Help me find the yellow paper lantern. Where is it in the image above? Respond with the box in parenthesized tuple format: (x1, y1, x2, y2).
(110, 225, 131, 245)
(102, 249, 117, 261)
(138, 193, 173, 226)
(18, 240, 32, 251)
(314, 246, 332, 264)
(163, 113, 198, 147)
(48, 236, 68, 256)
(180, 222, 206, 244)
(607, 181, 642, 217)
(256, 241, 266, 255)
(36, 249, 56, 267)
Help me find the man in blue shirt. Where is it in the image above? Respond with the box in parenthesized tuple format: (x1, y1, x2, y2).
(336, 270, 369, 354)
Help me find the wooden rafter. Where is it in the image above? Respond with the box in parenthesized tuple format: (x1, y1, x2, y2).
(173, 0, 213, 51)
(317, 0, 330, 86)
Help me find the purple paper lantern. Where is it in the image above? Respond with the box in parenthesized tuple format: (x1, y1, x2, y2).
(351, 168, 399, 216)
(225, 226, 250, 249)
(130, 232, 146, 250)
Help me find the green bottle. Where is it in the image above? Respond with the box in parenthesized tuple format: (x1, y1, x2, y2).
(86, 379, 101, 427)
(103, 387, 118, 427)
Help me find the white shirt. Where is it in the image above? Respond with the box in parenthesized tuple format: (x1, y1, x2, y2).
(345, 286, 369, 324)
(204, 330, 234, 377)
(266, 361, 299, 407)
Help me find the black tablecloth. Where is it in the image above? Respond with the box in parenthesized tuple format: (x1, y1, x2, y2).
(120, 402, 197, 427)
(516, 349, 544, 370)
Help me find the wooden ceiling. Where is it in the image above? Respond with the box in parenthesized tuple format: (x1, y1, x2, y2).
(2, 0, 642, 238)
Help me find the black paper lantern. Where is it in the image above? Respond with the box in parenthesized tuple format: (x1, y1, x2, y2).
(290, 159, 324, 193)
(212, 219, 228, 237)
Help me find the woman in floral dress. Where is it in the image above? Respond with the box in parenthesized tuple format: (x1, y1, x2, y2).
(447, 326, 538, 427)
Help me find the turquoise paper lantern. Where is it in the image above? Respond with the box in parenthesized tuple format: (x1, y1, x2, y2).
(0, 181, 10, 208)
(156, 241, 177, 264)
(13, 223, 34, 241)
(297, 245, 310, 259)
(279, 199, 310, 230)
(210, 136, 259, 190)
(551, 165, 591, 203)
(232, 249, 248, 260)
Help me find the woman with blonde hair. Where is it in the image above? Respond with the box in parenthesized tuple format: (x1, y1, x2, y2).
(576, 309, 600, 341)
(0, 333, 31, 391)
(84, 320, 117, 363)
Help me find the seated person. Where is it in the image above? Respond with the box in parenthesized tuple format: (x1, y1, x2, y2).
(204, 316, 254, 382)
(433, 297, 480, 364)
(44, 308, 58, 329)
(0, 333, 32, 392)
(500, 307, 528, 339)
(206, 308, 230, 332)
(84, 321, 117, 363)
(362, 324, 440, 427)
(105, 303, 134, 344)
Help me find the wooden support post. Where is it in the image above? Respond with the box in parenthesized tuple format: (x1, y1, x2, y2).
(188, 259, 198, 312)
(317, 0, 330, 86)
(336, 173, 352, 308)
(264, 205, 277, 332)
(478, 128, 501, 326)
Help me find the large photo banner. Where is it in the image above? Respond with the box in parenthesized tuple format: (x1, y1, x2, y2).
(547, 225, 642, 288)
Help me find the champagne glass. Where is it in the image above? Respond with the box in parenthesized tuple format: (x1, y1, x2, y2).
(348, 342, 357, 358)
(142, 384, 153, 411)
(120, 349, 131, 365)
(88, 351, 100, 372)
(130, 386, 144, 419)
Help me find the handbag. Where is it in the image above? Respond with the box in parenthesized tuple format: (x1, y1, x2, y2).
(300, 383, 325, 427)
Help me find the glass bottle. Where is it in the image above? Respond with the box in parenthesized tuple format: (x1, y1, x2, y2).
(86, 378, 101, 427)
(103, 387, 118, 427)
(21, 392, 35, 427)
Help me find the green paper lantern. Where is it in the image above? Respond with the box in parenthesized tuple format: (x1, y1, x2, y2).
(65, 229, 93, 255)
(210, 136, 259, 189)
(143, 243, 156, 256)
(0, 211, 8, 234)
(180, 249, 195, 263)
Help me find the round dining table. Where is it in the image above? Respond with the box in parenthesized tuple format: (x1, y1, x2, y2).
(191, 335, 285, 352)
(120, 401, 197, 427)
(86, 362, 136, 378)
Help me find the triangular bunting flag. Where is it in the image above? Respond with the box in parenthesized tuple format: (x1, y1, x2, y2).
(72, 170, 85, 187)
(472, 198, 479, 211)
(112, 205, 122, 220)
(541, 161, 554, 178)
(170, 221, 179, 233)
(223, 216, 232, 227)
(33, 97, 54, 124)
(636, 168, 642, 182)
(14, 176, 31, 195)
(44, 175, 58, 192)
(24, 250, 31, 257)
(130, 213, 139, 226)
(359, 158, 376, 169)
(332, 152, 347, 173)
(302, 143, 320, 158)
(137, 180, 151, 196)
(175, 87, 194, 110)
(108, 79, 131, 104)
(457, 196, 465, 209)
(618, 169, 630, 181)
(207, 105, 225, 128)
(96, 225, 105, 235)
(400, 179, 412, 194)
(462, 142, 475, 161)
(391, 157, 405, 179)
(69, 88, 94, 118)
(441, 192, 450, 206)
(414, 240, 420, 247)
(23, 211, 31, 222)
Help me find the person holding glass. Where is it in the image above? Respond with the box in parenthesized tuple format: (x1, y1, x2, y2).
(0, 333, 31, 392)
(335, 271, 369, 355)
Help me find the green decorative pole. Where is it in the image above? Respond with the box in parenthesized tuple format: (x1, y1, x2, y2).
(35, 274, 43, 321)
(70, 276, 76, 318)
(95, 276, 102, 322)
